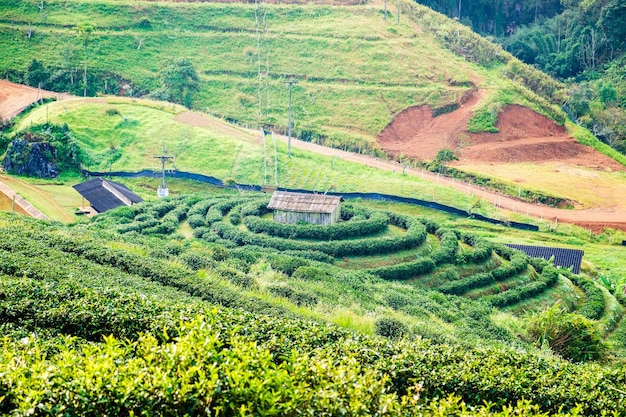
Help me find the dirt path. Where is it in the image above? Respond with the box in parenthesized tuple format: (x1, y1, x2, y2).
(0, 80, 72, 121)
(0, 174, 73, 223)
(169, 109, 626, 232)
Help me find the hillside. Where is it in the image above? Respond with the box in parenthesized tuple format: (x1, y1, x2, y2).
(0, 0, 567, 146)
(1, 0, 625, 218)
(2, 0, 626, 414)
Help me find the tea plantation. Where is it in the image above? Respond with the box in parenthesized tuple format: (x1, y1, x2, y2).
(2, 193, 625, 415)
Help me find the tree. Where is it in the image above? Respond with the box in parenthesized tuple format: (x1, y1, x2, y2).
(153, 58, 199, 108)
(597, 0, 626, 53)
(75, 22, 94, 97)
(25, 59, 49, 89)
(430, 148, 458, 174)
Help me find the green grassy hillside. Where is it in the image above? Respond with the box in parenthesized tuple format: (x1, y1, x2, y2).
(14, 97, 505, 219)
(0, 0, 566, 154)
(1, 195, 626, 414)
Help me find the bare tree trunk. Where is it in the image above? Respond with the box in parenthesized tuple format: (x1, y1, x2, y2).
(396, 0, 400, 23)
(534, 0, 539, 24)
(83, 44, 87, 97)
(585, 28, 602, 71)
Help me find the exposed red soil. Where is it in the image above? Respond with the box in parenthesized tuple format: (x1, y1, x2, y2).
(377, 92, 625, 172)
(0, 80, 72, 121)
(375, 93, 626, 230)
(377, 89, 485, 161)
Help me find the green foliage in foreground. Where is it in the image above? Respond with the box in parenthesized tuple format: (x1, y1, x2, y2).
(0, 192, 624, 414)
(2, 309, 626, 415)
(527, 302, 607, 363)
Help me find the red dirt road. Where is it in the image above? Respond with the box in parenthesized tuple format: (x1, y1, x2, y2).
(0, 80, 72, 121)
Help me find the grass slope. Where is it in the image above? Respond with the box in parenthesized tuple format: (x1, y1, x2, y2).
(0, 0, 564, 152)
(14, 97, 504, 220)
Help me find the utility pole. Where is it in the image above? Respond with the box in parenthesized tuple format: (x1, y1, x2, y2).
(284, 74, 297, 158)
(272, 131, 278, 187)
(154, 143, 175, 198)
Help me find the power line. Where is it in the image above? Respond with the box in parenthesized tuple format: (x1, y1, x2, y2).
(284, 74, 298, 158)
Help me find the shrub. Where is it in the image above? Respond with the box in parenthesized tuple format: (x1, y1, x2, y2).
(374, 317, 408, 340)
(179, 250, 216, 271)
(267, 285, 318, 307)
(243, 208, 388, 240)
(213, 220, 427, 258)
(385, 293, 410, 310)
(566, 272, 606, 320)
(266, 255, 310, 276)
(491, 245, 529, 281)
(456, 233, 493, 264)
(487, 267, 559, 307)
(292, 266, 330, 281)
(366, 257, 435, 281)
(217, 265, 258, 289)
(438, 272, 494, 295)
(430, 228, 459, 265)
(229, 212, 241, 225)
(527, 302, 607, 362)
(187, 214, 206, 228)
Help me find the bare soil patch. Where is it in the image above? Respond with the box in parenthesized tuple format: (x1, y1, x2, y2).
(377, 90, 484, 161)
(0, 80, 72, 121)
(377, 99, 625, 172)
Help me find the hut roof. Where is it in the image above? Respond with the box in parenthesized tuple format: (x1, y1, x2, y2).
(267, 191, 341, 214)
(73, 178, 143, 213)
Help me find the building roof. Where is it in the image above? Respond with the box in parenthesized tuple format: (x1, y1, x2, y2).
(267, 191, 341, 214)
(73, 178, 143, 213)
(505, 244, 584, 274)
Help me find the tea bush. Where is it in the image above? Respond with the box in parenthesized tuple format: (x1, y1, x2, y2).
(374, 317, 409, 340)
(244, 207, 388, 240)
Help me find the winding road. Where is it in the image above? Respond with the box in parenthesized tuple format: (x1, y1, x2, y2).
(273, 132, 626, 233)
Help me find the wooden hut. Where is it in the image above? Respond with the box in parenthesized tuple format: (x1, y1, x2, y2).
(267, 191, 342, 225)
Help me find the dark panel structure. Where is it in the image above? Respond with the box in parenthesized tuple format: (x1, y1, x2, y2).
(73, 178, 143, 213)
(505, 244, 584, 274)
(268, 191, 342, 225)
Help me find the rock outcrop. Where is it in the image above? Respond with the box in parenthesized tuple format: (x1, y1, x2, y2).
(3, 138, 59, 178)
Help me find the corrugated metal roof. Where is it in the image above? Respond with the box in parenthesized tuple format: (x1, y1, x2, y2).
(505, 244, 584, 274)
(267, 191, 341, 214)
(73, 178, 143, 213)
